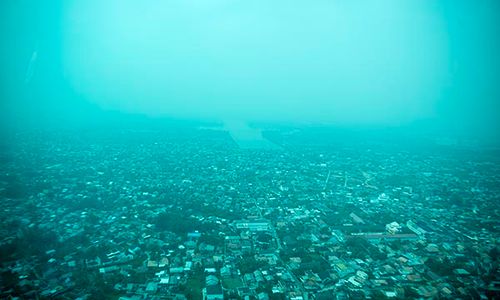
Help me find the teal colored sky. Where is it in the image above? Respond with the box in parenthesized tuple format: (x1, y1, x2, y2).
(1, 0, 500, 134)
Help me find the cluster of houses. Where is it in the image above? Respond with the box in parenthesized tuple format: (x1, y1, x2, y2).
(0, 129, 498, 299)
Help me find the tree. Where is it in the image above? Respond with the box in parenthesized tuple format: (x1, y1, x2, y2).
(237, 255, 267, 274)
(155, 211, 200, 235)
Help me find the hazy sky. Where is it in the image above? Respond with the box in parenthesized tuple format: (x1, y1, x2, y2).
(2, 0, 500, 132)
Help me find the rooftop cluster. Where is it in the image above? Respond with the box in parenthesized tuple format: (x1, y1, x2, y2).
(0, 129, 499, 299)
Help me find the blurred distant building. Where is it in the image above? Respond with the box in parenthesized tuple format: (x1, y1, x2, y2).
(234, 219, 270, 232)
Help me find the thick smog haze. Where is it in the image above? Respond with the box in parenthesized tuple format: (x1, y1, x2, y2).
(1, 0, 500, 135)
(2, 2, 500, 298)
(62, 0, 449, 125)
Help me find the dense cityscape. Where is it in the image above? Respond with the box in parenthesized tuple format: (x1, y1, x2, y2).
(0, 127, 499, 299)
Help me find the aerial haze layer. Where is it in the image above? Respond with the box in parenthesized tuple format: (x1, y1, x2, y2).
(1, 0, 500, 138)
(1, 1, 500, 299)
